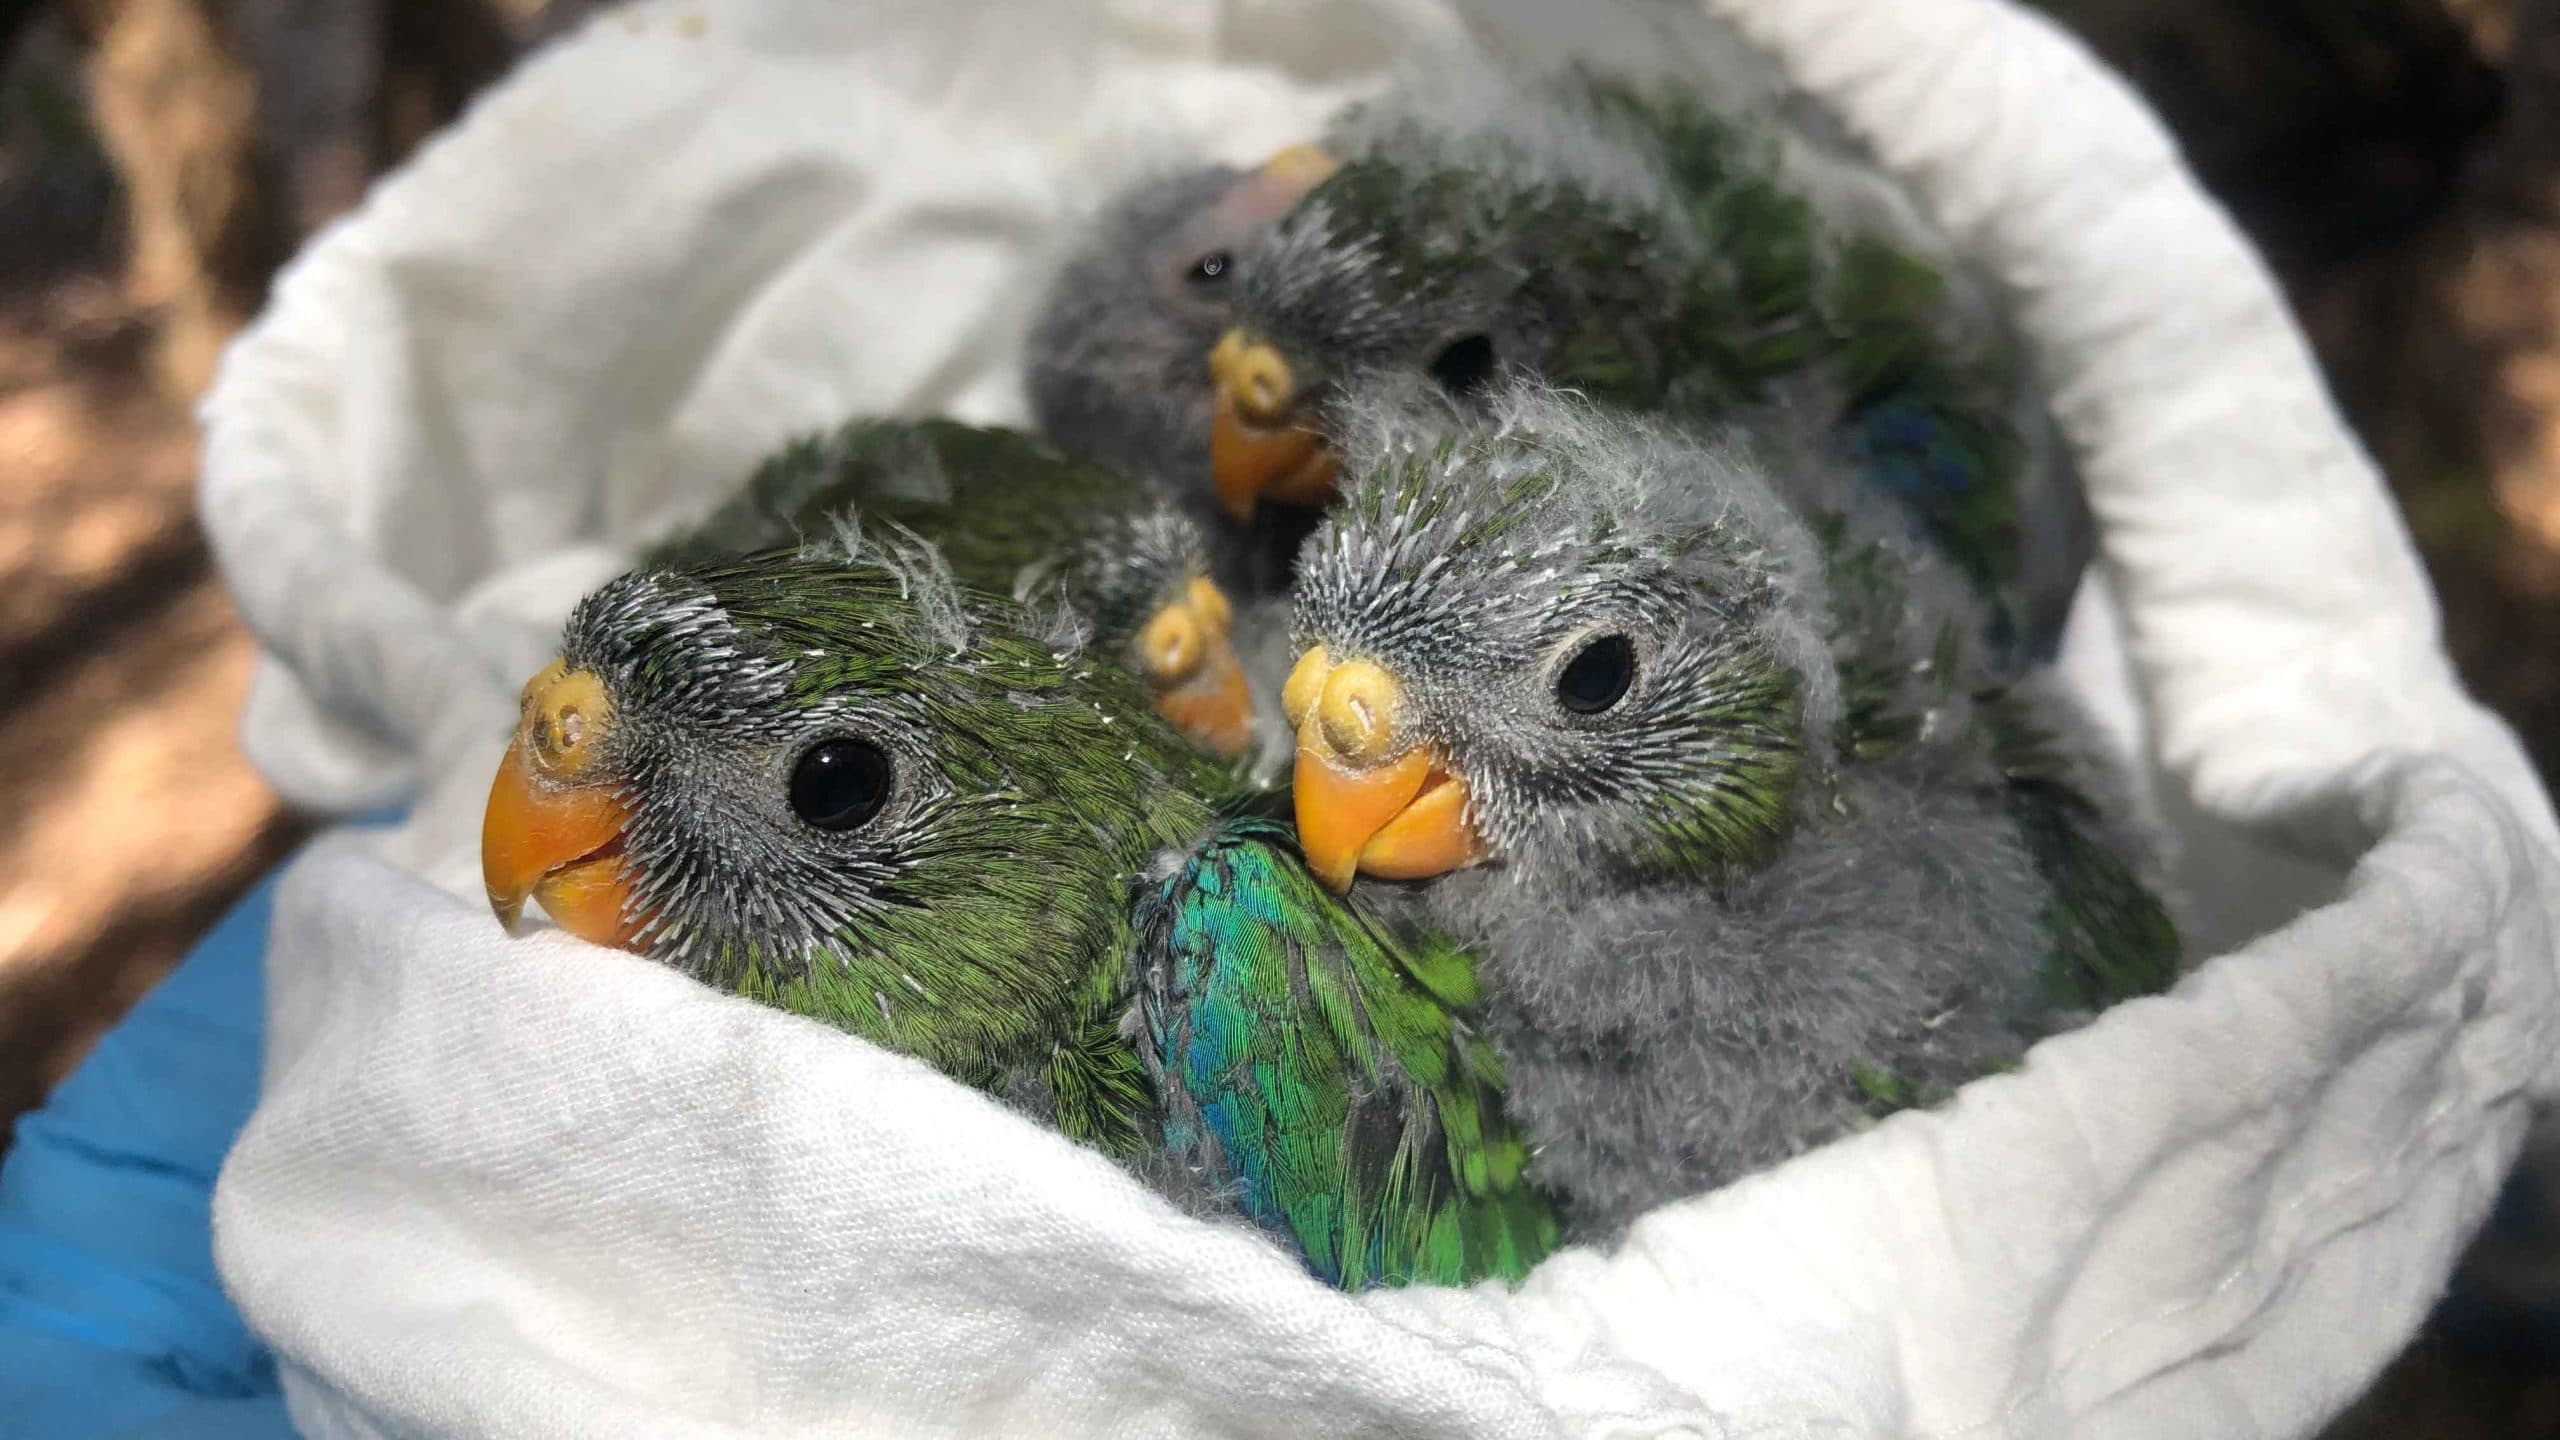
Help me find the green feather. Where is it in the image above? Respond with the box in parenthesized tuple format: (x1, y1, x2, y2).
(647, 418, 1192, 646)
(606, 551, 1228, 1118)
(1980, 691, 2185, 1011)
(649, 419, 1135, 573)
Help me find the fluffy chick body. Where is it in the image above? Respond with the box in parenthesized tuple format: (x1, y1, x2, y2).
(1294, 385, 2175, 1237)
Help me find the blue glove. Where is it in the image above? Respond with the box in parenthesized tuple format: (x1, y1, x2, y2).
(0, 872, 294, 1439)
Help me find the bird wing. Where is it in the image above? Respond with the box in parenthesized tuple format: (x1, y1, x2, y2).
(1133, 818, 1559, 1289)
(1578, 72, 2059, 650)
(1981, 691, 2185, 1011)
(1812, 510, 2178, 1094)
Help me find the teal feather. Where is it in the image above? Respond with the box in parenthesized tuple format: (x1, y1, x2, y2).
(1136, 818, 1559, 1288)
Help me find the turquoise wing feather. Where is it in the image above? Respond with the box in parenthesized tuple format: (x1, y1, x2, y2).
(1133, 818, 1559, 1289)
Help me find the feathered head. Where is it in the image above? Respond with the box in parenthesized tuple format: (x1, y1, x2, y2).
(479, 538, 1222, 1077)
(1287, 384, 1836, 893)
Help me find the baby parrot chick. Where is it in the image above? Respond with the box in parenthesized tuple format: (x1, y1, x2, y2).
(1027, 146, 1339, 485)
(1286, 384, 2177, 1236)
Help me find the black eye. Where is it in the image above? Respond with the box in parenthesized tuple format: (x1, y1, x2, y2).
(1427, 333, 1496, 397)
(1555, 634, 1636, 715)
(1186, 250, 1233, 285)
(789, 738, 891, 831)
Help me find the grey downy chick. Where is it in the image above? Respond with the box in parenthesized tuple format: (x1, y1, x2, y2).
(1024, 146, 1343, 599)
(1284, 382, 2177, 1238)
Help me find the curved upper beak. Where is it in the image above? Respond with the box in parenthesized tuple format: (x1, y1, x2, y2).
(480, 660, 648, 950)
(1208, 329, 1339, 521)
(1284, 646, 1488, 892)
(1134, 576, 1256, 759)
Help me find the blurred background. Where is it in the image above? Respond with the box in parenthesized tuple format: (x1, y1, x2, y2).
(0, 0, 2553, 1431)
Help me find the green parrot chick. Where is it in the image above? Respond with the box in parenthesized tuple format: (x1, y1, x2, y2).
(482, 536, 1221, 1115)
(1216, 62, 2086, 655)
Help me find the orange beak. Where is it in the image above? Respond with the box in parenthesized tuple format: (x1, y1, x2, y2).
(1284, 646, 1488, 892)
(1208, 329, 1338, 521)
(480, 660, 650, 951)
(1133, 576, 1256, 759)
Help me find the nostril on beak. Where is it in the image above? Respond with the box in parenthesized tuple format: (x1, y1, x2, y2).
(1139, 606, 1206, 685)
(1315, 659, 1405, 766)
(520, 662, 613, 781)
(1237, 353, 1293, 422)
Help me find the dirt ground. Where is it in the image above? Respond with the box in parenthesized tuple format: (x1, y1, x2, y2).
(0, 202, 301, 1129)
(0, 0, 609, 1145)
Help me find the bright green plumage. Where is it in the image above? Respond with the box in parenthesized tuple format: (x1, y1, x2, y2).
(557, 546, 1556, 1287)
(569, 552, 1218, 1155)
(647, 418, 1192, 645)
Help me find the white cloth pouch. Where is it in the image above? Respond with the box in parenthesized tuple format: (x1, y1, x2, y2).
(197, 1, 2560, 1435)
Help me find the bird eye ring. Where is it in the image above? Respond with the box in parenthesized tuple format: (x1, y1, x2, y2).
(1186, 250, 1233, 286)
(788, 737, 893, 832)
(1554, 633, 1638, 716)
